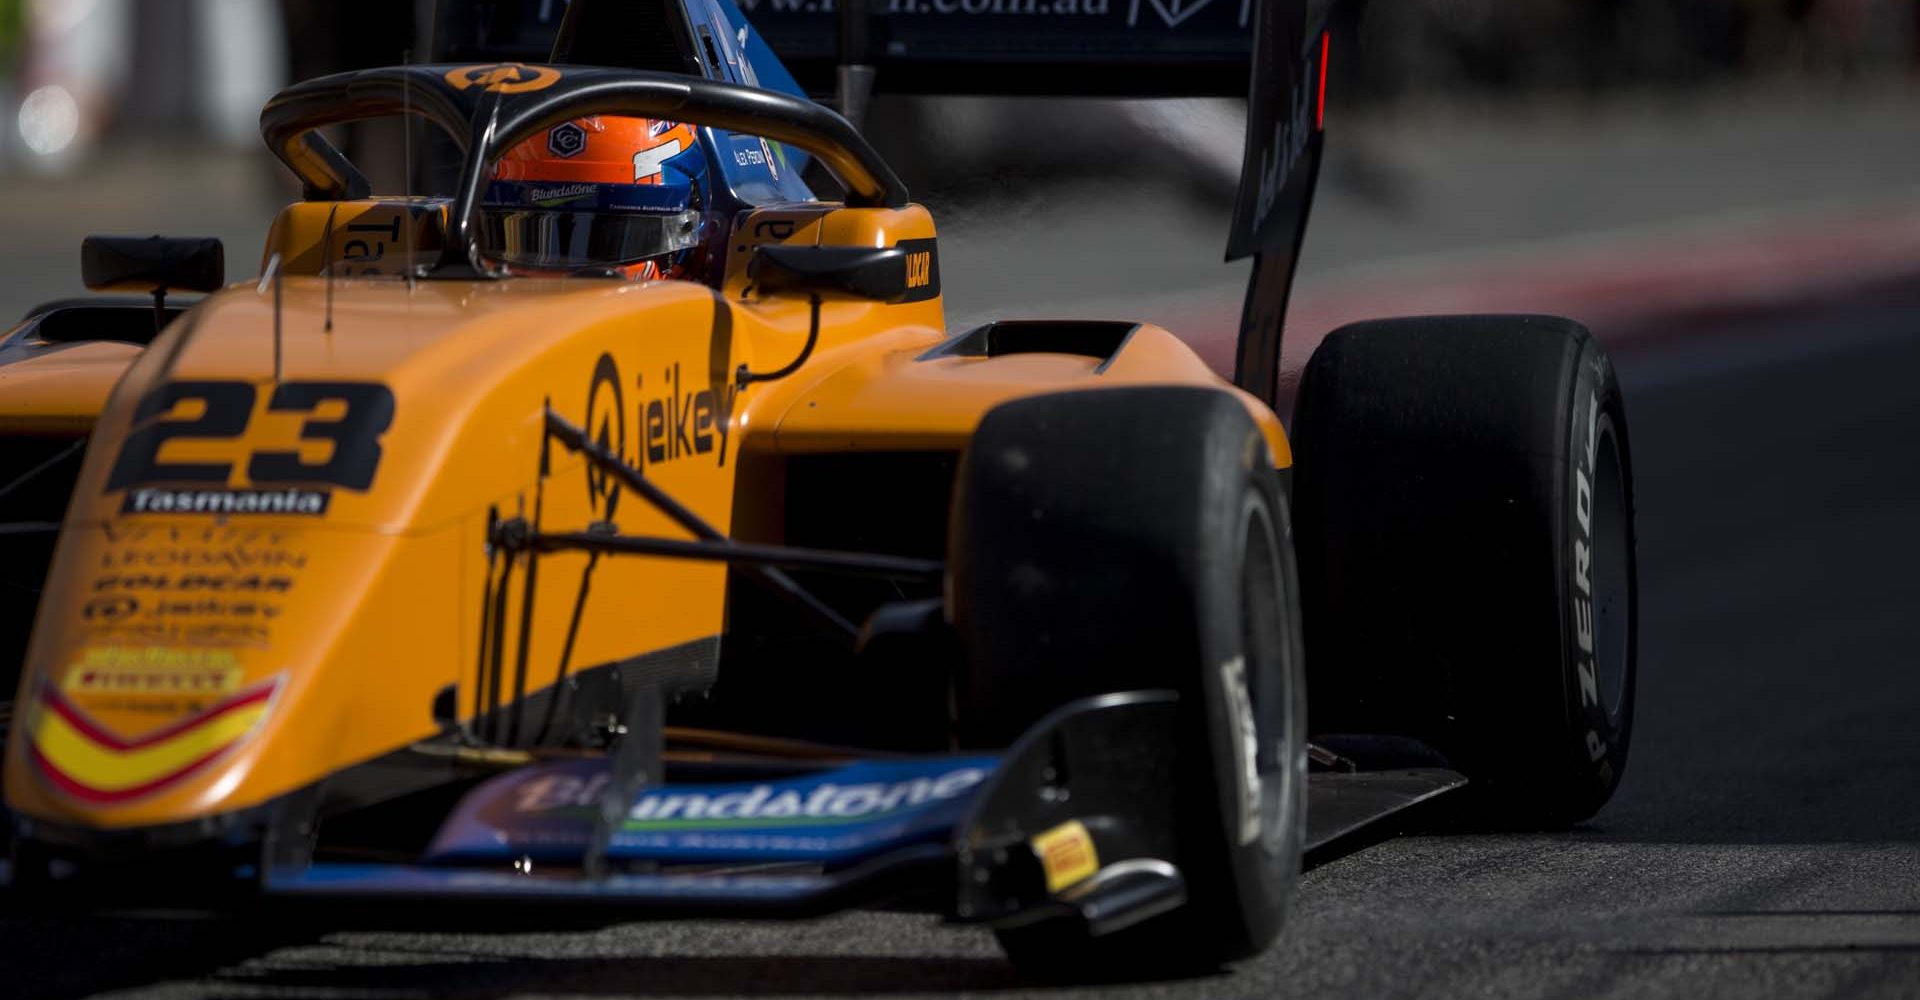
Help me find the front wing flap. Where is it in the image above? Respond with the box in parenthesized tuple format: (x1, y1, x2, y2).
(7, 692, 1466, 926)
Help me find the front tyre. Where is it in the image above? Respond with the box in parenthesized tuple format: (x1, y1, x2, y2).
(950, 387, 1306, 980)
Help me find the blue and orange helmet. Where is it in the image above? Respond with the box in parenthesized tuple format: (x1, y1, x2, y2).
(482, 116, 703, 280)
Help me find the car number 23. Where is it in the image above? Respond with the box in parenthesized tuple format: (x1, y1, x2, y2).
(105, 380, 396, 492)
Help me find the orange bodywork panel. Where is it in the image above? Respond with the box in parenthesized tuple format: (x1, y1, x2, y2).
(763, 325, 1290, 465)
(261, 199, 449, 278)
(0, 341, 144, 435)
(3, 198, 1288, 832)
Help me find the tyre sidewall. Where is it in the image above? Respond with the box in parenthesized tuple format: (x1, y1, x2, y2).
(956, 389, 1306, 972)
(1178, 440, 1306, 961)
(1291, 315, 1638, 827)
(1554, 339, 1636, 817)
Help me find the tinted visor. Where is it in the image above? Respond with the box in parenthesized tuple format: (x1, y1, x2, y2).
(480, 181, 700, 273)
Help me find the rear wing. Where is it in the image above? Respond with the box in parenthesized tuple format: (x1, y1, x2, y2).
(1227, 0, 1330, 404)
(433, 0, 1328, 405)
(434, 0, 1254, 96)
(736, 0, 1252, 97)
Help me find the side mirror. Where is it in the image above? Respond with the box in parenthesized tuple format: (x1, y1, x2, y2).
(82, 235, 225, 294)
(81, 235, 225, 334)
(748, 243, 937, 303)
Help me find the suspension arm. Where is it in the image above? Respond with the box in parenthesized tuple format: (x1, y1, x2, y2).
(529, 531, 944, 582)
(542, 409, 863, 643)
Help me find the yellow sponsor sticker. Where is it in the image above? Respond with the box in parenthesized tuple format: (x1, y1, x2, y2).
(443, 63, 562, 94)
(63, 646, 241, 697)
(1031, 819, 1100, 894)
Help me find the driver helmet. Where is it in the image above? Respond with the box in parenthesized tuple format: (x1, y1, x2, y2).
(482, 116, 703, 280)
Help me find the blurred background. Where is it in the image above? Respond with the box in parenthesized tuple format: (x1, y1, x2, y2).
(9, 6, 1920, 996)
(1, 0, 1917, 334)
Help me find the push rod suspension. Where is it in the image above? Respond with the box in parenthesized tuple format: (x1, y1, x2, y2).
(543, 409, 862, 642)
(0, 436, 87, 506)
(531, 531, 944, 581)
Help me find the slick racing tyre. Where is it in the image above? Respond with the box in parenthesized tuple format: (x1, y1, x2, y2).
(950, 387, 1307, 980)
(1292, 314, 1636, 827)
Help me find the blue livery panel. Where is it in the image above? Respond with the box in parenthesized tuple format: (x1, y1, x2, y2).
(427, 756, 1001, 865)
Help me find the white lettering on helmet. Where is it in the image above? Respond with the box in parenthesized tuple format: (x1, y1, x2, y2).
(633, 139, 685, 182)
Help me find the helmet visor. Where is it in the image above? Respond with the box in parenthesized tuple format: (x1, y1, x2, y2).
(480, 181, 700, 274)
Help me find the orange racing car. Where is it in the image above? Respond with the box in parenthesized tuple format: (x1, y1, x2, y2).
(0, 0, 1637, 980)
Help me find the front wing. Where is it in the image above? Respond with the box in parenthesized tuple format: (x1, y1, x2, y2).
(2, 691, 1462, 931)
(253, 692, 1463, 931)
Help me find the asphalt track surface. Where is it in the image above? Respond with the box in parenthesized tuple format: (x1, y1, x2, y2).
(5, 279, 1919, 998)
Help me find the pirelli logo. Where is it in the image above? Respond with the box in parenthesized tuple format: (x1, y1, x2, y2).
(1031, 819, 1100, 893)
(64, 646, 241, 696)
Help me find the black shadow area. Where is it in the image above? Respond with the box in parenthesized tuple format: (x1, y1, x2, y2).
(1, 911, 320, 1000)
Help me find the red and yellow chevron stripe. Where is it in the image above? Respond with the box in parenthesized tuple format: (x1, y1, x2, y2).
(24, 676, 282, 804)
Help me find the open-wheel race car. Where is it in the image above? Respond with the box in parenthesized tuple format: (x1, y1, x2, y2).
(0, 0, 1637, 980)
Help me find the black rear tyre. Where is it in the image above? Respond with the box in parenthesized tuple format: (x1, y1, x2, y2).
(1292, 314, 1636, 827)
(950, 387, 1306, 980)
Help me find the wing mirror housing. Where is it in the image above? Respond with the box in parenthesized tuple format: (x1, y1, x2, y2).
(748, 243, 935, 303)
(82, 234, 225, 333)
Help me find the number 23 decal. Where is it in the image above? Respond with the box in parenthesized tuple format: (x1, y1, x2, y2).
(105, 380, 396, 492)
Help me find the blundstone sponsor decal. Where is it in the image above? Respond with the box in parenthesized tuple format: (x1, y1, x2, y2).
(428, 757, 1000, 864)
(513, 766, 989, 829)
(528, 183, 597, 206)
(1571, 390, 1606, 764)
